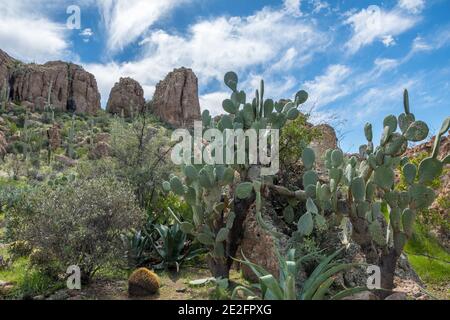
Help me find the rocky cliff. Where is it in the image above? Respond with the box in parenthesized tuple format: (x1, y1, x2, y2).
(0, 49, 101, 115)
(151, 67, 201, 128)
(106, 77, 145, 117)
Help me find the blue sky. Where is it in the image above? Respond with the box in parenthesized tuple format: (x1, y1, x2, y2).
(0, 0, 449, 151)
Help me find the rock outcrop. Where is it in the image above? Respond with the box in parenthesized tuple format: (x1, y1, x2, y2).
(310, 124, 338, 172)
(47, 123, 62, 151)
(0, 49, 101, 115)
(106, 77, 145, 117)
(151, 67, 201, 128)
(0, 50, 15, 96)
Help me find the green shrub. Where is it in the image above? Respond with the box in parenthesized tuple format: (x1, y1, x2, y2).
(13, 177, 145, 283)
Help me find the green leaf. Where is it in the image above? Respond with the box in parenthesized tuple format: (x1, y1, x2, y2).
(295, 90, 308, 105)
(402, 163, 417, 185)
(184, 165, 198, 180)
(374, 166, 394, 190)
(418, 157, 443, 184)
(369, 221, 386, 246)
(302, 148, 316, 170)
(383, 115, 398, 134)
(197, 233, 215, 246)
(236, 182, 254, 199)
(439, 116, 450, 136)
(216, 228, 229, 242)
(170, 176, 185, 195)
(409, 184, 435, 210)
(331, 149, 343, 167)
(351, 177, 366, 202)
(405, 121, 429, 142)
(224, 71, 238, 91)
(180, 222, 195, 235)
(303, 170, 318, 188)
(399, 113, 415, 133)
(297, 212, 314, 236)
(222, 99, 237, 114)
(364, 123, 373, 142)
(162, 181, 171, 192)
(283, 206, 295, 224)
(306, 198, 318, 214)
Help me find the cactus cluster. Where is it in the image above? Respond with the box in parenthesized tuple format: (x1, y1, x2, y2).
(163, 72, 309, 277)
(293, 90, 449, 254)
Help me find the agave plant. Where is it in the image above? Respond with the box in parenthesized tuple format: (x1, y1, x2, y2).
(120, 229, 151, 269)
(232, 247, 366, 300)
(150, 222, 206, 271)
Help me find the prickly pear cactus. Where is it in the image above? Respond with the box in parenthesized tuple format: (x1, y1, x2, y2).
(293, 90, 449, 262)
(163, 72, 309, 277)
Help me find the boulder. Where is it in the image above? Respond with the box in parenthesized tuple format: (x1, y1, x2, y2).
(151, 67, 201, 128)
(89, 141, 111, 160)
(106, 77, 145, 117)
(55, 154, 77, 167)
(309, 124, 338, 172)
(238, 205, 288, 282)
(385, 292, 408, 300)
(128, 268, 160, 297)
(0, 49, 101, 115)
(342, 291, 379, 300)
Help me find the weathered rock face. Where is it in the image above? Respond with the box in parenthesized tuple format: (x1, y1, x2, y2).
(106, 77, 145, 117)
(151, 67, 201, 128)
(309, 124, 338, 172)
(238, 205, 288, 283)
(0, 49, 101, 115)
(47, 123, 61, 151)
(0, 130, 6, 159)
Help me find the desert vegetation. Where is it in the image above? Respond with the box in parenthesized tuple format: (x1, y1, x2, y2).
(0, 67, 448, 301)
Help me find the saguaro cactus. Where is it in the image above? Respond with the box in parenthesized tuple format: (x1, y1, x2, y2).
(1, 79, 9, 111)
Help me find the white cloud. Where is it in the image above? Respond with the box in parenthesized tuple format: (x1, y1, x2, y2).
(398, 0, 425, 14)
(80, 28, 94, 37)
(411, 36, 432, 53)
(303, 64, 352, 108)
(310, 0, 330, 14)
(381, 35, 396, 47)
(0, 1, 69, 62)
(97, 0, 188, 52)
(86, 6, 329, 108)
(344, 5, 418, 54)
(199, 92, 229, 116)
(374, 58, 399, 73)
(283, 0, 303, 17)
